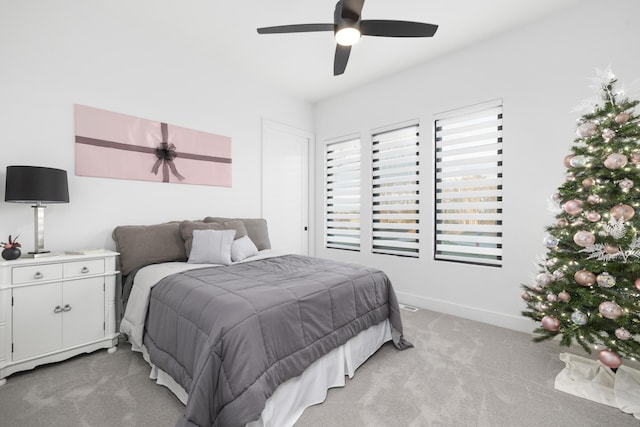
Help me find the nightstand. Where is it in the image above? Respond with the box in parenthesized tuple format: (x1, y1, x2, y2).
(0, 250, 119, 386)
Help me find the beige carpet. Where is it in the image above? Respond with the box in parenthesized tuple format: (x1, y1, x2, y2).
(0, 308, 637, 426)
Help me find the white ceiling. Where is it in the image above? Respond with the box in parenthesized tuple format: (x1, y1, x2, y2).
(107, 0, 583, 103)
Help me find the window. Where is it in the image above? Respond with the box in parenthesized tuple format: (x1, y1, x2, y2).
(372, 123, 420, 257)
(434, 100, 503, 267)
(325, 137, 361, 251)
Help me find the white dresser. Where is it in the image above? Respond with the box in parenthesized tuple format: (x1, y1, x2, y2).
(0, 250, 119, 385)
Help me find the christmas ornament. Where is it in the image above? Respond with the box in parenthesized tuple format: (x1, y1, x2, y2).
(547, 293, 558, 302)
(532, 285, 544, 293)
(604, 244, 619, 255)
(544, 235, 559, 248)
(586, 211, 601, 222)
(552, 193, 562, 203)
(599, 350, 622, 369)
(619, 179, 634, 190)
(565, 174, 575, 182)
(632, 152, 640, 163)
(577, 122, 598, 137)
(604, 153, 628, 169)
(564, 199, 584, 215)
(539, 303, 549, 311)
(521, 291, 531, 301)
(582, 178, 596, 188)
(536, 273, 554, 286)
(610, 204, 635, 220)
(574, 269, 596, 286)
(541, 315, 561, 332)
(571, 311, 588, 326)
(596, 272, 616, 288)
(573, 230, 596, 247)
(558, 291, 571, 302)
(615, 112, 630, 124)
(635, 278, 640, 291)
(599, 301, 623, 320)
(553, 269, 565, 280)
(556, 218, 569, 228)
(587, 195, 601, 204)
(615, 328, 632, 340)
(564, 155, 574, 168)
(569, 155, 590, 168)
(602, 128, 616, 141)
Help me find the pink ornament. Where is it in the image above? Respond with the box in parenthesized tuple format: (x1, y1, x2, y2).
(521, 291, 531, 301)
(582, 178, 596, 188)
(577, 122, 598, 138)
(619, 179, 634, 190)
(604, 153, 628, 169)
(599, 350, 622, 369)
(615, 328, 632, 340)
(547, 293, 558, 302)
(532, 285, 544, 293)
(556, 218, 569, 228)
(539, 303, 549, 311)
(552, 193, 562, 203)
(564, 154, 574, 168)
(553, 269, 565, 280)
(635, 278, 640, 291)
(541, 315, 561, 332)
(615, 112, 630, 124)
(573, 230, 596, 247)
(536, 273, 554, 287)
(575, 269, 596, 286)
(558, 291, 571, 302)
(565, 174, 576, 182)
(587, 195, 601, 204)
(602, 128, 616, 140)
(610, 204, 635, 220)
(599, 301, 623, 320)
(604, 244, 619, 255)
(564, 199, 584, 215)
(586, 211, 601, 222)
(632, 152, 640, 164)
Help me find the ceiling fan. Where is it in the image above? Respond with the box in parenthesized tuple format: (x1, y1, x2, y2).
(257, 0, 438, 76)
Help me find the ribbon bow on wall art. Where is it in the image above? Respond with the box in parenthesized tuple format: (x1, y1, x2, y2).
(74, 104, 232, 187)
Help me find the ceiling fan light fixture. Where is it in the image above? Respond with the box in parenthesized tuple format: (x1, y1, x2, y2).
(335, 27, 361, 46)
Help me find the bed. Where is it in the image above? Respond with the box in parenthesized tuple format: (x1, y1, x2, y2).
(114, 218, 412, 427)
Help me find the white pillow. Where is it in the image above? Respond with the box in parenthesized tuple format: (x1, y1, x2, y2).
(188, 229, 235, 265)
(231, 235, 259, 262)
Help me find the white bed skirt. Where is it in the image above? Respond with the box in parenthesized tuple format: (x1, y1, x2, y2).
(138, 319, 392, 427)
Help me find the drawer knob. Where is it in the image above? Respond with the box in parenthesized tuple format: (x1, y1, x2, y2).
(81, 267, 90, 274)
(33, 272, 43, 280)
(62, 304, 72, 312)
(53, 305, 63, 313)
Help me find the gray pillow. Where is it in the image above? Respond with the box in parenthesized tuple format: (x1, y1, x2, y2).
(188, 229, 235, 265)
(204, 217, 271, 250)
(112, 222, 187, 276)
(180, 220, 247, 256)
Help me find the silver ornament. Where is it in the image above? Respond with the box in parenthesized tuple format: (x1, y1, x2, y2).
(571, 311, 588, 326)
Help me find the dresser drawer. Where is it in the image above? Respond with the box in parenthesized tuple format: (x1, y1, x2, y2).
(12, 264, 63, 285)
(63, 259, 105, 278)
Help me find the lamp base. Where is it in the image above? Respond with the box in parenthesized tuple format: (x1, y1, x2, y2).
(24, 251, 57, 258)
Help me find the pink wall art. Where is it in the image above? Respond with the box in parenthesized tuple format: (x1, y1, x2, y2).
(74, 105, 232, 187)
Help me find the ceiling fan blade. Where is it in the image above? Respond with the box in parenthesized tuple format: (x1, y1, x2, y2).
(360, 20, 438, 37)
(341, 0, 365, 20)
(257, 23, 334, 34)
(334, 44, 351, 76)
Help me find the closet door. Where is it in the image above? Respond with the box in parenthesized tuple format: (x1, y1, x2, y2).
(262, 120, 312, 255)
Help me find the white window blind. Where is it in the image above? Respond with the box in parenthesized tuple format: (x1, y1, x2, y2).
(434, 100, 503, 267)
(372, 123, 420, 257)
(325, 137, 361, 251)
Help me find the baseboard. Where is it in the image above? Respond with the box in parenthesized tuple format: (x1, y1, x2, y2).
(396, 291, 534, 334)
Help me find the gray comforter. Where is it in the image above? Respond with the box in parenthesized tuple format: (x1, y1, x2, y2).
(143, 255, 412, 427)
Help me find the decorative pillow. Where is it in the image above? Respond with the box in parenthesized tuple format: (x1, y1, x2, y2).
(204, 217, 271, 251)
(180, 220, 247, 256)
(112, 222, 187, 276)
(188, 229, 235, 265)
(231, 235, 259, 262)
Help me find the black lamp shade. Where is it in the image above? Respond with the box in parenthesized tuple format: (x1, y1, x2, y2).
(5, 166, 69, 203)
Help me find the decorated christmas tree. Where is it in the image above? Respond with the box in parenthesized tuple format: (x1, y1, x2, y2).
(522, 70, 640, 369)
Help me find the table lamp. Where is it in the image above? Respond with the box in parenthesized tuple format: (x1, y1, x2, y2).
(5, 166, 69, 256)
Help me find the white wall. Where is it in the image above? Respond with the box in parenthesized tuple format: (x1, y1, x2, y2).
(0, 1, 313, 252)
(313, 0, 640, 332)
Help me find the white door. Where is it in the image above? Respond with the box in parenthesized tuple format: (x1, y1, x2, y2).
(262, 120, 311, 255)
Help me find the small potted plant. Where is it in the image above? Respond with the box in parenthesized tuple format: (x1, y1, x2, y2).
(2, 235, 21, 260)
